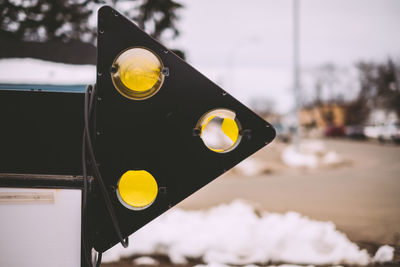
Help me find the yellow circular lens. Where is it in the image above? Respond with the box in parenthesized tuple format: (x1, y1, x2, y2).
(111, 47, 164, 100)
(116, 170, 158, 210)
(196, 109, 241, 153)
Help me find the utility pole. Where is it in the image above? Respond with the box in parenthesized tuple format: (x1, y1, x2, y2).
(293, 0, 301, 150)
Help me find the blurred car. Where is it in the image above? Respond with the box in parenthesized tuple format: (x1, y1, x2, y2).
(378, 123, 400, 143)
(364, 125, 380, 139)
(324, 125, 345, 137)
(345, 125, 366, 139)
(364, 123, 400, 143)
(273, 123, 292, 143)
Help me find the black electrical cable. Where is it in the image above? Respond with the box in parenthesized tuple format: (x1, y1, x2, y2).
(82, 139, 92, 266)
(82, 84, 97, 267)
(82, 85, 96, 216)
(83, 84, 97, 213)
(82, 85, 129, 252)
(95, 252, 103, 267)
(82, 85, 129, 267)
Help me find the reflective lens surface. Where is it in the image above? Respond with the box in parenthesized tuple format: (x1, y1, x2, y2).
(117, 170, 158, 210)
(111, 47, 164, 100)
(196, 109, 241, 153)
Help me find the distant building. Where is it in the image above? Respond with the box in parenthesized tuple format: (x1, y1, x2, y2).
(300, 104, 346, 129)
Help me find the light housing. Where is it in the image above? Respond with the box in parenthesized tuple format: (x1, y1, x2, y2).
(196, 109, 242, 153)
(93, 5, 276, 252)
(111, 47, 164, 100)
(116, 170, 158, 210)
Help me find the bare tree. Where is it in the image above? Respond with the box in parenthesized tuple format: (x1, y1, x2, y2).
(0, 0, 96, 42)
(356, 58, 400, 119)
(0, 0, 183, 43)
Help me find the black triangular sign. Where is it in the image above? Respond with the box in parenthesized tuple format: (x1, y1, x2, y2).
(92, 6, 275, 251)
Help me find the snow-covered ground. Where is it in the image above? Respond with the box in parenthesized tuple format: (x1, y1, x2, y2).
(132, 256, 160, 266)
(281, 140, 344, 169)
(234, 158, 271, 176)
(0, 58, 95, 85)
(194, 264, 315, 267)
(103, 201, 394, 265)
(373, 245, 395, 264)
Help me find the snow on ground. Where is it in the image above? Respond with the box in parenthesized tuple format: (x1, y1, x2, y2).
(195, 264, 315, 267)
(194, 263, 233, 267)
(281, 146, 318, 168)
(373, 245, 395, 263)
(281, 140, 344, 169)
(102, 200, 373, 266)
(234, 158, 270, 176)
(321, 151, 342, 165)
(132, 256, 160, 265)
(0, 58, 95, 85)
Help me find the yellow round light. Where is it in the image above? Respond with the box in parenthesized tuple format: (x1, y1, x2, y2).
(111, 47, 164, 100)
(196, 109, 241, 153)
(116, 170, 158, 210)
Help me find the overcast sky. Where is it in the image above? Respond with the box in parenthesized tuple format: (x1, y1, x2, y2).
(170, 0, 400, 67)
(165, 0, 400, 112)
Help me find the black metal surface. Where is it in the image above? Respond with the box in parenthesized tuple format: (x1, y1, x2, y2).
(0, 90, 89, 267)
(0, 90, 84, 175)
(92, 6, 275, 252)
(0, 173, 86, 189)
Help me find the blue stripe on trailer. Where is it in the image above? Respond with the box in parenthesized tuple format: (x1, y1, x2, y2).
(0, 83, 86, 93)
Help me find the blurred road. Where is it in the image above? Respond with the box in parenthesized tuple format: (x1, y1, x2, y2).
(177, 139, 400, 246)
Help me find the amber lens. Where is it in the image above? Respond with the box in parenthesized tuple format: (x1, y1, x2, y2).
(111, 47, 164, 100)
(117, 170, 158, 210)
(196, 109, 241, 153)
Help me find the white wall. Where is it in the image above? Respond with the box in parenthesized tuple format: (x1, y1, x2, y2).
(0, 188, 81, 267)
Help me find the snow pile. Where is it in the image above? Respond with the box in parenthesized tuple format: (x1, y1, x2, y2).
(321, 151, 342, 165)
(299, 140, 326, 154)
(0, 58, 95, 85)
(132, 256, 160, 265)
(194, 263, 233, 267)
(103, 200, 370, 265)
(195, 264, 313, 267)
(281, 146, 318, 168)
(373, 245, 395, 263)
(281, 140, 344, 168)
(234, 158, 270, 176)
